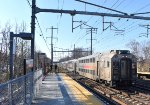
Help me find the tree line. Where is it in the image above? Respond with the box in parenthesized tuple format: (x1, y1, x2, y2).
(0, 22, 49, 83)
(126, 40, 150, 60)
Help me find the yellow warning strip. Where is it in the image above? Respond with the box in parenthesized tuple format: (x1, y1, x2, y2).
(60, 73, 103, 105)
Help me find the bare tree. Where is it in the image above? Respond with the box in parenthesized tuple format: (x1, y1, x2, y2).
(13, 22, 31, 77)
(141, 41, 150, 60)
(0, 23, 12, 82)
(126, 40, 141, 59)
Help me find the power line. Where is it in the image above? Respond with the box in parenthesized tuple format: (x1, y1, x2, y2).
(36, 17, 51, 52)
(72, 0, 126, 47)
(72, 0, 124, 45)
(26, 0, 51, 54)
(114, 0, 127, 9)
(26, 0, 31, 7)
(134, 2, 150, 13)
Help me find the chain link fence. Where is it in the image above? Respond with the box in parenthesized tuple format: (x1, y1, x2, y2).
(0, 72, 33, 105)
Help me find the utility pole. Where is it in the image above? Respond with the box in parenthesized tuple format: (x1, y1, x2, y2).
(47, 26, 58, 67)
(31, 0, 36, 71)
(86, 28, 97, 55)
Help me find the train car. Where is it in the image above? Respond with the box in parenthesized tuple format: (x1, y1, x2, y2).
(59, 60, 77, 72)
(66, 59, 77, 72)
(137, 60, 150, 79)
(77, 53, 99, 80)
(61, 61, 68, 70)
(76, 50, 137, 87)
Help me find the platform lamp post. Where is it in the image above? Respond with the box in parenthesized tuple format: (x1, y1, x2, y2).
(9, 32, 33, 80)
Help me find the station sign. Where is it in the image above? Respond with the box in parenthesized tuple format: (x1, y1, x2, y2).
(25, 59, 33, 69)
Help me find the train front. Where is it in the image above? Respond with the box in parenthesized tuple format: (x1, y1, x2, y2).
(112, 50, 137, 87)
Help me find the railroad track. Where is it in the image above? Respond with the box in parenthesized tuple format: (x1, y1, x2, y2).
(66, 73, 150, 105)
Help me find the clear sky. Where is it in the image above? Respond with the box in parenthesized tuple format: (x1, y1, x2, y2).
(0, 0, 150, 61)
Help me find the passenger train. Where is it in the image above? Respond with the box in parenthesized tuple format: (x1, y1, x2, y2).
(58, 50, 137, 87)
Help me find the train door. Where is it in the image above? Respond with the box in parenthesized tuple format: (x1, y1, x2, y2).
(96, 61, 101, 81)
(120, 58, 132, 80)
(97, 61, 99, 76)
(74, 63, 76, 74)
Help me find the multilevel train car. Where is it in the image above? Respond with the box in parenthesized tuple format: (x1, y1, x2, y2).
(59, 50, 137, 87)
(137, 60, 150, 79)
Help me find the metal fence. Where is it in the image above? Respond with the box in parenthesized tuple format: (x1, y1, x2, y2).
(33, 69, 43, 97)
(0, 72, 33, 105)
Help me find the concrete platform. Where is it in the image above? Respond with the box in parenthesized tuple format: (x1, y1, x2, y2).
(32, 73, 105, 105)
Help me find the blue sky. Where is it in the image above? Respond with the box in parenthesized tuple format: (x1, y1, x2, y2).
(0, 0, 150, 61)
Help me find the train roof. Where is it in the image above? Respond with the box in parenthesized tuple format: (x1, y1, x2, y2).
(78, 52, 100, 60)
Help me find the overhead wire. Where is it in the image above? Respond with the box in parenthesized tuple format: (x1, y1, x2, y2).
(72, 0, 108, 46)
(93, 0, 150, 49)
(91, 0, 123, 44)
(26, 0, 51, 53)
(73, 0, 122, 49)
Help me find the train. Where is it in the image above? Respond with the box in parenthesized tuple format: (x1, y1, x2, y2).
(58, 50, 137, 87)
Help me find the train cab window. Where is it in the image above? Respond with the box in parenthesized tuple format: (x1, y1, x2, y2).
(132, 63, 136, 69)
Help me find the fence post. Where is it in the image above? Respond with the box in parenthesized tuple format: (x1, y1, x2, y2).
(8, 82, 12, 105)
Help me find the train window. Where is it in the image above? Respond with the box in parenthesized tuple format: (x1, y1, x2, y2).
(93, 58, 95, 63)
(87, 59, 89, 63)
(86, 59, 88, 63)
(93, 71, 95, 75)
(132, 63, 136, 69)
(90, 58, 92, 63)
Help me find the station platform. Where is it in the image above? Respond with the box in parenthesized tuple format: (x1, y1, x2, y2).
(32, 73, 105, 105)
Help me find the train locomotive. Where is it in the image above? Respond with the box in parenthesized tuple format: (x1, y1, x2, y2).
(59, 50, 137, 87)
